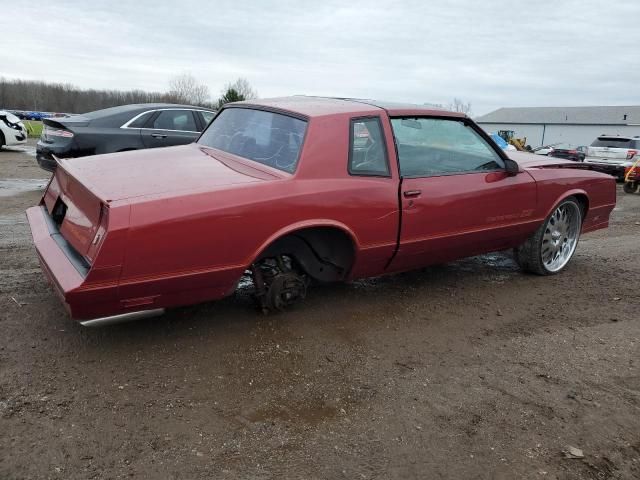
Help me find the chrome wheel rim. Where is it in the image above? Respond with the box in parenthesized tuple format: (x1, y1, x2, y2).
(541, 202, 581, 272)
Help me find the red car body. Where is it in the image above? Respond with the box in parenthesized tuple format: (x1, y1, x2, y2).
(26, 97, 617, 323)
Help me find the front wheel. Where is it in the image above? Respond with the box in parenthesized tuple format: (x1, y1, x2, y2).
(514, 197, 582, 275)
(623, 182, 638, 194)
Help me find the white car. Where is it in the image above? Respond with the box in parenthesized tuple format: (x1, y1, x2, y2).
(533, 145, 555, 155)
(584, 135, 639, 179)
(0, 110, 28, 148)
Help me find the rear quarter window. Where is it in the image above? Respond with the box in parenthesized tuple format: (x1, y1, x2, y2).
(127, 111, 154, 128)
(348, 117, 390, 176)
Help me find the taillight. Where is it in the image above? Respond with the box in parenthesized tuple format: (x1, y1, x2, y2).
(86, 204, 108, 263)
(44, 126, 74, 138)
(627, 149, 638, 160)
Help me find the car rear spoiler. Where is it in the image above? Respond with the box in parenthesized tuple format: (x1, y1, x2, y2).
(43, 116, 90, 129)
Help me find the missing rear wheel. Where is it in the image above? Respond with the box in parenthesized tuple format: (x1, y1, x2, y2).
(251, 255, 308, 313)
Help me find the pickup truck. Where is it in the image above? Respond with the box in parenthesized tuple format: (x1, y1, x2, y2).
(26, 96, 617, 325)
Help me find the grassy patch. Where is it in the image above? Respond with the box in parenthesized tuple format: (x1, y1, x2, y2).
(23, 120, 43, 138)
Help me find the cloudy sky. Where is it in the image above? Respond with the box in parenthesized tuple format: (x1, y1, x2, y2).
(2, 0, 639, 115)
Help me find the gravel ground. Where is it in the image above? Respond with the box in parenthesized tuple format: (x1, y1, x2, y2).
(1, 141, 639, 479)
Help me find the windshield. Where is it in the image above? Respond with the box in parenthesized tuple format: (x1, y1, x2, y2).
(198, 108, 307, 173)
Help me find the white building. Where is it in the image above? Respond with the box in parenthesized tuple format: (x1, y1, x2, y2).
(475, 106, 640, 148)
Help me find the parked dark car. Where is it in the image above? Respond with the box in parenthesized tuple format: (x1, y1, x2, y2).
(36, 104, 216, 172)
(547, 144, 587, 162)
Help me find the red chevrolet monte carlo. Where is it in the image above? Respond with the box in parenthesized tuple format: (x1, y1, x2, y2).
(26, 97, 616, 326)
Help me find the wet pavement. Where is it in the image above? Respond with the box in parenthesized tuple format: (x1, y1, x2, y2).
(0, 178, 48, 197)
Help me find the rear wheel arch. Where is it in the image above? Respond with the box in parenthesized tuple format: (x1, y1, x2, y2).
(253, 224, 358, 283)
(0, 130, 5, 147)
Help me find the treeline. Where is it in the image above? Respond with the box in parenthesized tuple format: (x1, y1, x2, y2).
(0, 77, 200, 114)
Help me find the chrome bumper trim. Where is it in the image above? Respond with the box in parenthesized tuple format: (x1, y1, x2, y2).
(79, 308, 165, 327)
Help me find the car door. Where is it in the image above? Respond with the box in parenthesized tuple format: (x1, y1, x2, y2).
(140, 109, 200, 148)
(387, 116, 538, 273)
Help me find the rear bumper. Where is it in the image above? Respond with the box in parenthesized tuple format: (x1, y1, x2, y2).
(27, 204, 239, 322)
(36, 151, 57, 172)
(36, 141, 74, 172)
(26, 205, 87, 314)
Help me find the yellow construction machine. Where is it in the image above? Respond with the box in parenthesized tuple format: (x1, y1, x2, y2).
(497, 130, 529, 151)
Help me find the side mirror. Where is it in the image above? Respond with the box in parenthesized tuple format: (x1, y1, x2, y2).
(504, 158, 520, 175)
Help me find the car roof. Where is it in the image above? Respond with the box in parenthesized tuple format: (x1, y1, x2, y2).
(84, 103, 214, 119)
(233, 96, 466, 119)
(597, 135, 636, 140)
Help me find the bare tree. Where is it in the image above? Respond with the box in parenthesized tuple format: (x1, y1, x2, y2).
(168, 73, 210, 106)
(229, 78, 257, 100)
(0, 77, 185, 113)
(216, 78, 258, 108)
(447, 98, 472, 115)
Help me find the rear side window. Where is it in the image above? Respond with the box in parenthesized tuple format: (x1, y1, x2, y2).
(152, 110, 198, 132)
(127, 111, 154, 128)
(590, 137, 634, 148)
(349, 117, 390, 176)
(198, 108, 307, 173)
(200, 111, 215, 125)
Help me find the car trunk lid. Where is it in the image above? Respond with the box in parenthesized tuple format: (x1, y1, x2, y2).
(56, 143, 281, 203)
(43, 163, 105, 263)
(41, 116, 89, 146)
(42, 115, 91, 133)
(44, 144, 281, 261)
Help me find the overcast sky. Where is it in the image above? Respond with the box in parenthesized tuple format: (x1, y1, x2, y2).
(2, 0, 639, 115)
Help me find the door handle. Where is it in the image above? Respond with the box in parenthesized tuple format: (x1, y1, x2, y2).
(403, 189, 422, 198)
(151, 133, 167, 139)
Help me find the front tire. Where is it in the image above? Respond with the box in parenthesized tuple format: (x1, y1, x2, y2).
(623, 182, 638, 194)
(515, 197, 582, 275)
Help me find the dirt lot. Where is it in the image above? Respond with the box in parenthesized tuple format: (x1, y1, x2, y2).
(1, 141, 639, 480)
